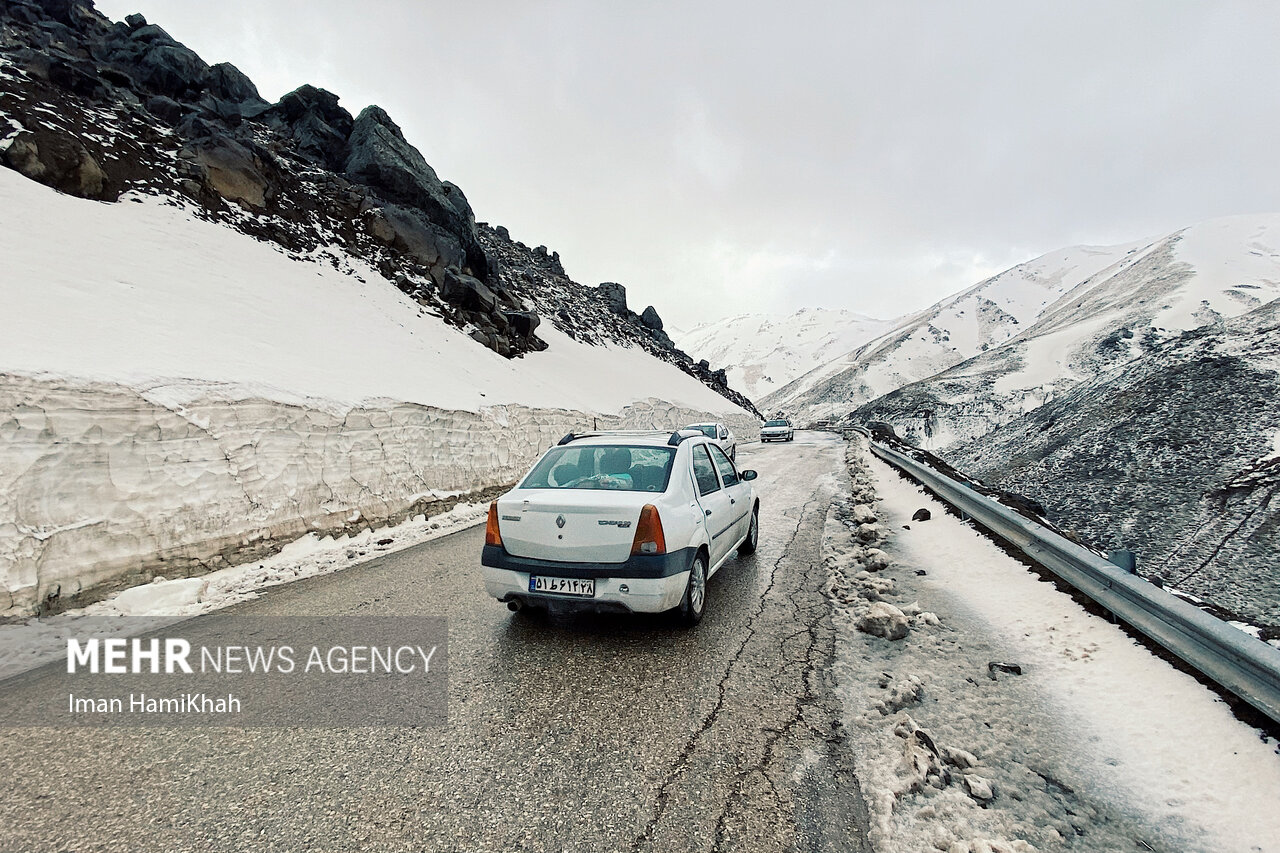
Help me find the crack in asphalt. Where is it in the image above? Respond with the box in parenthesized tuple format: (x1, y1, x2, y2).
(628, 492, 825, 852)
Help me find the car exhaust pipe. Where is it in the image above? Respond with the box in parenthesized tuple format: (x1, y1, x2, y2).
(507, 600, 523, 612)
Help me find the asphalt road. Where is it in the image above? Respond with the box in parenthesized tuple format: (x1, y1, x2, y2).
(0, 432, 872, 853)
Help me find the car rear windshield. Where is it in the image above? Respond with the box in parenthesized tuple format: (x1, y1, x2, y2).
(687, 425, 718, 438)
(520, 445, 677, 492)
(764, 420, 788, 427)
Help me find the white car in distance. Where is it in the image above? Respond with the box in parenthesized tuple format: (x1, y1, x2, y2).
(481, 430, 759, 626)
(682, 422, 737, 460)
(760, 418, 794, 442)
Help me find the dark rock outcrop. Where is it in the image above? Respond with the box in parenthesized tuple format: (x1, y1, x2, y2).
(478, 224, 762, 415)
(344, 105, 486, 278)
(0, 0, 767, 400)
(262, 84, 353, 171)
(440, 269, 497, 314)
(640, 305, 663, 331)
(598, 282, 628, 315)
(136, 40, 208, 99)
(206, 61, 262, 105)
(366, 204, 465, 279)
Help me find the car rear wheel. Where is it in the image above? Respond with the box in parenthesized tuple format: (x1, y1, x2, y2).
(677, 552, 708, 627)
(738, 507, 759, 556)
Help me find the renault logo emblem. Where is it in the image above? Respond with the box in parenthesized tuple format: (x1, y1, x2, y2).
(556, 514, 566, 529)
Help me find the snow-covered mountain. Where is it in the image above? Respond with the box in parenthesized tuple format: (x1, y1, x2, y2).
(675, 308, 891, 404)
(848, 216, 1280, 447)
(762, 239, 1151, 421)
(809, 216, 1280, 627)
(944, 298, 1280, 627)
(0, 0, 758, 617)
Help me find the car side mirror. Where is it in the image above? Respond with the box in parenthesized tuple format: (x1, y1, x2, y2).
(740, 470, 758, 481)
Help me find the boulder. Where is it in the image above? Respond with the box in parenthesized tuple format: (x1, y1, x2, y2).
(206, 61, 263, 104)
(46, 56, 104, 97)
(130, 23, 175, 42)
(856, 601, 910, 640)
(862, 548, 890, 572)
(857, 522, 886, 542)
(852, 504, 878, 524)
(264, 85, 354, 172)
(2, 128, 114, 200)
(30, 0, 99, 30)
(503, 311, 541, 339)
(174, 112, 222, 140)
(963, 774, 995, 801)
(184, 136, 277, 209)
(137, 41, 210, 99)
(192, 93, 247, 126)
(367, 204, 466, 277)
(124, 12, 146, 28)
(344, 105, 485, 275)
(598, 282, 628, 314)
(440, 269, 497, 313)
(640, 305, 664, 331)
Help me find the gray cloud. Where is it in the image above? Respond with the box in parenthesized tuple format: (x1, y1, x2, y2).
(95, 0, 1280, 327)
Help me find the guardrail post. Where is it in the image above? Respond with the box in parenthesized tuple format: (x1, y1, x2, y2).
(1107, 549, 1137, 573)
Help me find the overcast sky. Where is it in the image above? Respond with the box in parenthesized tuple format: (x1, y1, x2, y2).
(95, 0, 1280, 330)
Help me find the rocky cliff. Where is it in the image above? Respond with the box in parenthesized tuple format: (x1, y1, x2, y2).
(0, 0, 758, 414)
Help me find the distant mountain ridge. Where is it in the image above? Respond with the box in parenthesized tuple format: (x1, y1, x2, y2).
(762, 238, 1153, 421)
(765, 215, 1280, 627)
(674, 308, 892, 404)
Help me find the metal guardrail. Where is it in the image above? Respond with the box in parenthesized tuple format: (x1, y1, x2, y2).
(860, 432, 1280, 726)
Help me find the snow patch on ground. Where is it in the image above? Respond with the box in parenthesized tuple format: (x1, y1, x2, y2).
(0, 501, 485, 680)
(828, 436, 1280, 853)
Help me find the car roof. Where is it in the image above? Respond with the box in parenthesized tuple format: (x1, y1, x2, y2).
(553, 430, 708, 448)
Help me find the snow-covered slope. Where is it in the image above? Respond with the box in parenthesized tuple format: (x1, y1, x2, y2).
(941, 298, 1280, 627)
(675, 308, 891, 404)
(0, 169, 740, 416)
(0, 170, 756, 619)
(763, 239, 1151, 420)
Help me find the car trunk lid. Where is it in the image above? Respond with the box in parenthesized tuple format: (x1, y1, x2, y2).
(496, 489, 651, 563)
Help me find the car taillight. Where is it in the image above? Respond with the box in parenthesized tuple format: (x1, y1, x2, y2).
(631, 504, 666, 556)
(485, 502, 503, 547)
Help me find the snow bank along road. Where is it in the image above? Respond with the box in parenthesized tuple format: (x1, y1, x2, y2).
(0, 433, 874, 853)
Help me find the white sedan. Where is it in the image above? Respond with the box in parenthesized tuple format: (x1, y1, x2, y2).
(481, 430, 759, 626)
(760, 418, 794, 442)
(682, 422, 737, 460)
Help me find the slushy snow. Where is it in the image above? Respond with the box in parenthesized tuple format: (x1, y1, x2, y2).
(828, 437, 1280, 853)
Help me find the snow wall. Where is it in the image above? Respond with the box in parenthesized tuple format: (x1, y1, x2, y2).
(0, 373, 760, 617)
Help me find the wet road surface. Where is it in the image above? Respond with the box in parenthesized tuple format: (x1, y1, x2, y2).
(0, 432, 871, 853)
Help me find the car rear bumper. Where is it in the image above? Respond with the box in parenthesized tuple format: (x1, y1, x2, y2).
(481, 545, 695, 613)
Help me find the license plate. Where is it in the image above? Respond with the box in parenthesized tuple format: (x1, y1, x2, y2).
(529, 575, 596, 597)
